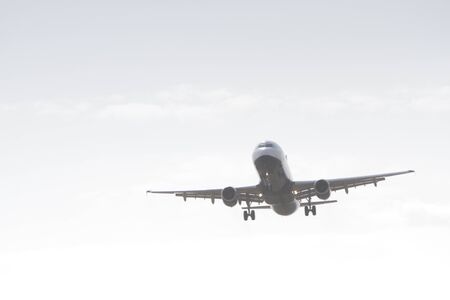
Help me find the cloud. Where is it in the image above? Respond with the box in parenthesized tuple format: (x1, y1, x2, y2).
(1, 85, 449, 121)
(405, 202, 450, 228)
(96, 85, 267, 120)
(402, 86, 450, 113)
(287, 85, 450, 115)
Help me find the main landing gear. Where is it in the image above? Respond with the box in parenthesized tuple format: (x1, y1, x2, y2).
(304, 197, 317, 216)
(304, 205, 317, 216)
(243, 200, 256, 221)
(243, 210, 256, 221)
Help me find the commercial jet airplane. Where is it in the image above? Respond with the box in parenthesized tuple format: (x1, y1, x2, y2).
(147, 141, 414, 221)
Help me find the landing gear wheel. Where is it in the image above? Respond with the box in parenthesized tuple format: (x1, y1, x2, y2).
(243, 211, 249, 221)
(304, 206, 309, 216)
(250, 210, 256, 220)
(312, 205, 317, 216)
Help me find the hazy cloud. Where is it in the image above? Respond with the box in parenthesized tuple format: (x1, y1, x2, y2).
(2, 85, 449, 121)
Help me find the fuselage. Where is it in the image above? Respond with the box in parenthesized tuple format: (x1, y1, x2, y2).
(252, 141, 298, 215)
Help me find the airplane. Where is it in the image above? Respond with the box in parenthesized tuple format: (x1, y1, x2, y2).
(147, 141, 414, 221)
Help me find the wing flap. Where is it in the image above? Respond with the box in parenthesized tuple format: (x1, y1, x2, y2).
(148, 186, 263, 204)
(294, 170, 414, 199)
(299, 200, 337, 206)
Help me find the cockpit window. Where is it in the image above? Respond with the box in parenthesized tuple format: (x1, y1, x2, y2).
(258, 142, 274, 148)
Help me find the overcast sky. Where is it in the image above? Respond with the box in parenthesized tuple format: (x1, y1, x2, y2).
(1, 1, 450, 299)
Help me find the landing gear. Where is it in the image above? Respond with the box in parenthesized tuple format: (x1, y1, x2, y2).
(303, 196, 317, 216)
(304, 205, 317, 216)
(243, 201, 256, 221)
(243, 210, 255, 221)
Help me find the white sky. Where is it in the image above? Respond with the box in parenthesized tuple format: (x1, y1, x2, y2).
(1, 1, 450, 299)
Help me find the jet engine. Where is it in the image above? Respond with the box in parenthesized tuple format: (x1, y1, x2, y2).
(222, 186, 238, 207)
(314, 179, 331, 200)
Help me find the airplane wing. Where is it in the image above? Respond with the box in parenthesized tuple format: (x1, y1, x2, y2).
(293, 170, 414, 200)
(147, 185, 264, 203)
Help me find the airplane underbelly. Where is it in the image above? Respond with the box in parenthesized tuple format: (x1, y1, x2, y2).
(272, 201, 299, 216)
(254, 155, 290, 193)
(264, 192, 294, 205)
(254, 154, 298, 215)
